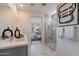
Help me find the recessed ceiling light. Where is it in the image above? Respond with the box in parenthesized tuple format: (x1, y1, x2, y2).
(20, 4, 23, 7)
(30, 3, 35, 6)
(42, 3, 46, 6)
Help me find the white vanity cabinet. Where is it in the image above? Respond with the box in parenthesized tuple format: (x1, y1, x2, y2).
(0, 36, 28, 56)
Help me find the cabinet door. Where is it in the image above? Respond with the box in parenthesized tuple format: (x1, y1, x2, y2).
(0, 46, 28, 56)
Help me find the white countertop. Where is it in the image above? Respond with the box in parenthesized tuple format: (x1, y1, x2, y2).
(0, 36, 28, 49)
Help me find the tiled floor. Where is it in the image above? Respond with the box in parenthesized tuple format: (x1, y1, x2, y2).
(30, 41, 56, 56)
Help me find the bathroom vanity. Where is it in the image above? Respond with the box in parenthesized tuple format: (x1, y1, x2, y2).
(0, 36, 28, 56)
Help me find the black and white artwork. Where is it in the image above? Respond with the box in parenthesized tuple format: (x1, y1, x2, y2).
(57, 3, 79, 26)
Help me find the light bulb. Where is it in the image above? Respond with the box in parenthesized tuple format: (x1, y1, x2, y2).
(20, 4, 23, 7)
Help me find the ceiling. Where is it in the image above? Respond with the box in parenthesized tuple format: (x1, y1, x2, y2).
(0, 3, 58, 16)
(16, 3, 57, 16)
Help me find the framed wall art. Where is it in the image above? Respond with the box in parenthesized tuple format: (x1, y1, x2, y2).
(57, 3, 79, 26)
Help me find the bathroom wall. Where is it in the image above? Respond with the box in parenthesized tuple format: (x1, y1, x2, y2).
(56, 3, 79, 56)
(0, 6, 31, 39)
(56, 25, 79, 56)
(0, 6, 31, 55)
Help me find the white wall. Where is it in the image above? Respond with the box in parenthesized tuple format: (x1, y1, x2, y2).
(0, 7, 31, 37)
(56, 25, 79, 56)
(56, 3, 79, 55)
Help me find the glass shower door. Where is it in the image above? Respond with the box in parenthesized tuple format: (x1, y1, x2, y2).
(45, 14, 57, 50)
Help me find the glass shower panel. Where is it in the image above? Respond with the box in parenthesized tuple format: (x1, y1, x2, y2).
(45, 14, 57, 49)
